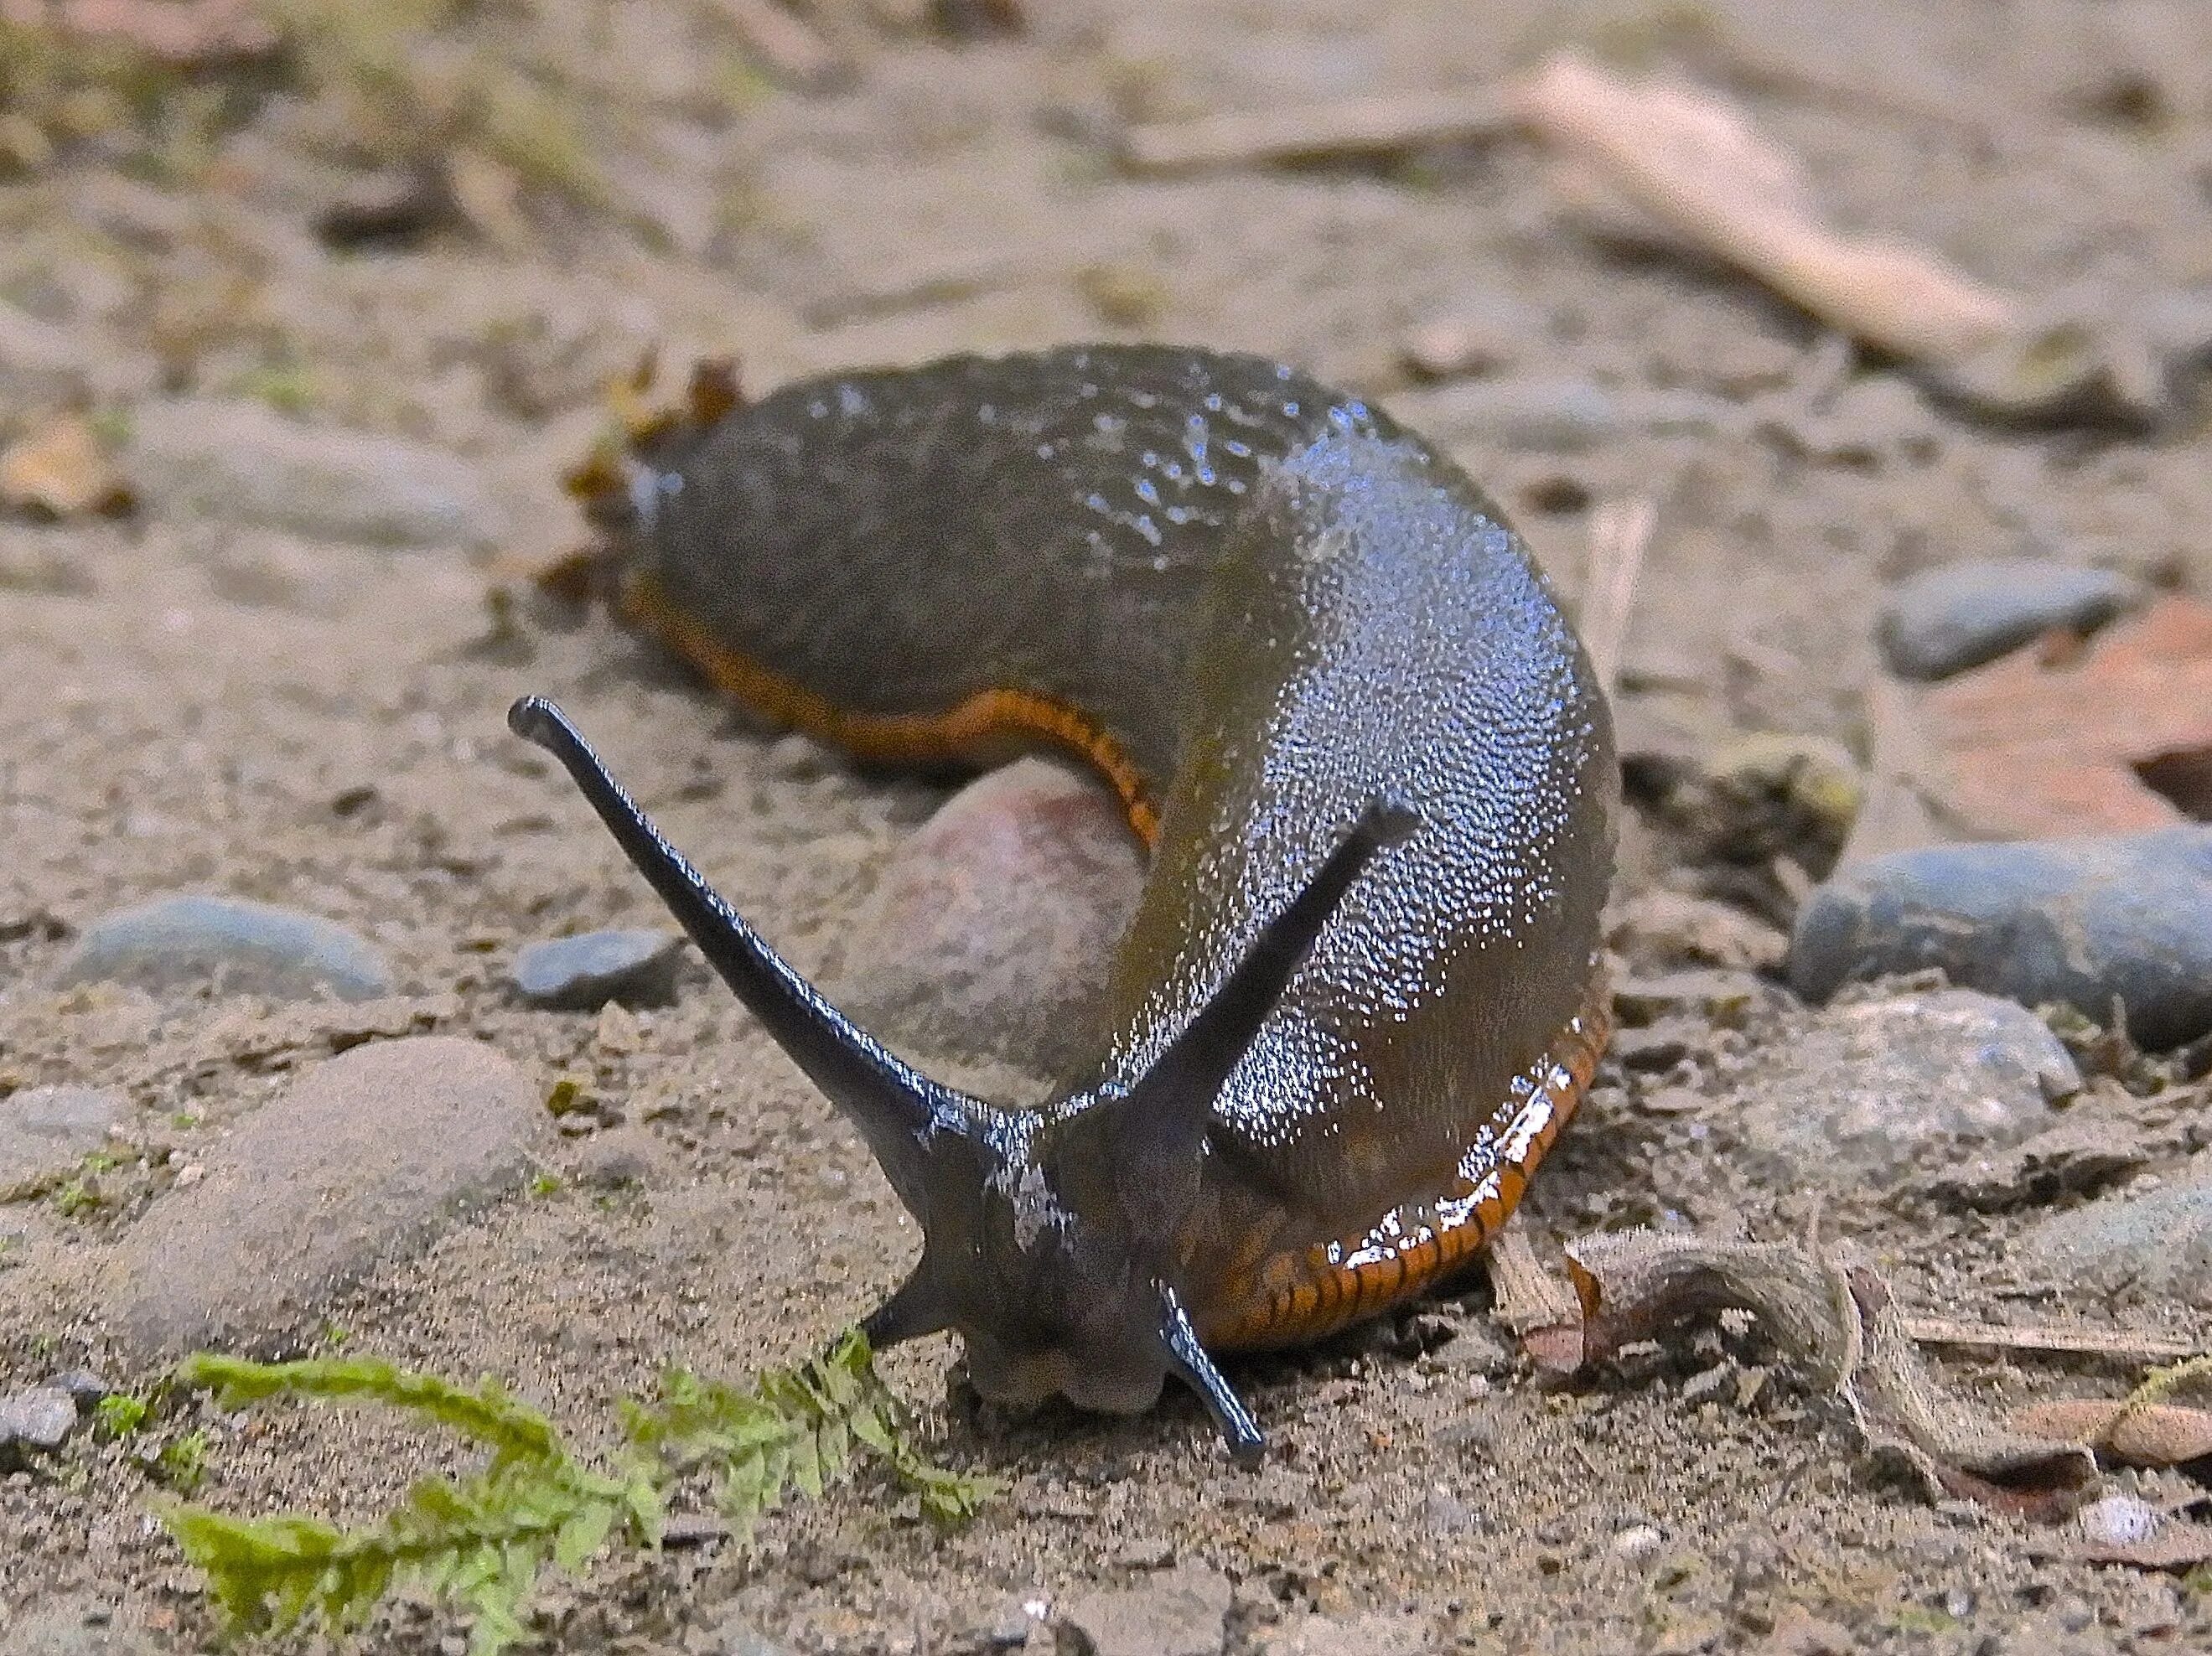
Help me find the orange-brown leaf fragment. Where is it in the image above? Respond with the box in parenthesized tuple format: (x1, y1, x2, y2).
(1918, 597, 2212, 839)
(0, 414, 133, 520)
(2011, 1399, 2212, 1467)
(1506, 53, 2019, 366)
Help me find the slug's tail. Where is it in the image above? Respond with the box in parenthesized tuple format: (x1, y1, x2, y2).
(506, 696, 992, 1216)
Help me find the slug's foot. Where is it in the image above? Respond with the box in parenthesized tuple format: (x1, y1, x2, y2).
(1159, 1287, 1264, 1465)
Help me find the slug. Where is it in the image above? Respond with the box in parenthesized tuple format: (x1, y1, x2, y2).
(511, 344, 1615, 1460)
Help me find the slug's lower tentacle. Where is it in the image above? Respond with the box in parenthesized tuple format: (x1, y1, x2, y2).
(861, 1265, 955, 1350)
(1158, 1286, 1263, 1464)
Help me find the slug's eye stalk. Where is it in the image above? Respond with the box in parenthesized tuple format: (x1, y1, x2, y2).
(508, 694, 1416, 1463)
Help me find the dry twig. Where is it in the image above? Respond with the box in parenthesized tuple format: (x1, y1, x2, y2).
(1118, 87, 1510, 176)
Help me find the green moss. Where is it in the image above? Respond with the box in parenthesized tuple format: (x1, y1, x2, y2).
(96, 1391, 151, 1438)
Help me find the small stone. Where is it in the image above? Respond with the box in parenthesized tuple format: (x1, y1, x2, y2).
(839, 758, 1144, 1074)
(1612, 1524, 1665, 1560)
(1728, 991, 2077, 1185)
(572, 1129, 654, 1188)
(1879, 558, 2142, 681)
(0, 1387, 78, 1462)
(0, 1085, 127, 1186)
(2019, 1154, 2212, 1309)
(1789, 828, 2212, 1049)
(1112, 1536, 1173, 1571)
(977, 1594, 1044, 1648)
(511, 929, 685, 1010)
(94, 1037, 543, 1356)
(2078, 1493, 2162, 1549)
(1613, 969, 1765, 1025)
(659, 1512, 728, 1549)
(47, 1369, 111, 1411)
(128, 398, 507, 549)
(1058, 1563, 1231, 1656)
(1609, 1025, 1692, 1074)
(1422, 1487, 1482, 1535)
(54, 894, 395, 1003)
(0, 302, 157, 403)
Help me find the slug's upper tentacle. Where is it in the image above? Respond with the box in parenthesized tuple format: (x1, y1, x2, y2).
(1064, 797, 1421, 1239)
(505, 695, 993, 1215)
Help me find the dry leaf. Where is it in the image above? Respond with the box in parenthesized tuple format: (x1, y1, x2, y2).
(1506, 54, 2017, 367)
(2012, 1400, 2212, 1467)
(0, 413, 133, 520)
(1918, 596, 2212, 840)
(1507, 54, 2212, 431)
(1485, 1219, 1583, 1374)
(1563, 1229, 2098, 1519)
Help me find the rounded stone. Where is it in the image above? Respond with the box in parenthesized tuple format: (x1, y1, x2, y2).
(54, 894, 395, 1003)
(2019, 1156, 2212, 1308)
(837, 758, 1145, 1075)
(511, 929, 685, 1010)
(127, 396, 507, 549)
(1878, 558, 2142, 681)
(1790, 828, 2212, 1049)
(95, 1035, 543, 1356)
(0, 1388, 78, 1457)
(0, 1085, 127, 1187)
(1728, 990, 2079, 1185)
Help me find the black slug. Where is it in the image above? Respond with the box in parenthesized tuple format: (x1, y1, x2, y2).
(512, 344, 1616, 1460)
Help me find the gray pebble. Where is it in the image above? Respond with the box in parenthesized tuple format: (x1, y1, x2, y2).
(1790, 829, 2212, 1049)
(0, 1386, 79, 1462)
(96, 1036, 543, 1356)
(47, 1370, 111, 1412)
(128, 397, 507, 549)
(0, 302, 158, 403)
(54, 893, 395, 1002)
(1878, 558, 2142, 681)
(1058, 1564, 1231, 1656)
(0, 1085, 126, 1187)
(2019, 1155, 2212, 1308)
(1728, 991, 2078, 1185)
(511, 929, 685, 1010)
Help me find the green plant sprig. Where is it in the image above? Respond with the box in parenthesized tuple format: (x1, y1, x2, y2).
(158, 1330, 994, 1653)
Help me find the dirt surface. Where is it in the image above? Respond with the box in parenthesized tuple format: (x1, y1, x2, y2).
(3, 0, 2212, 1651)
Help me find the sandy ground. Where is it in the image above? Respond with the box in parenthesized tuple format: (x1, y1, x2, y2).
(3, 0, 2212, 1650)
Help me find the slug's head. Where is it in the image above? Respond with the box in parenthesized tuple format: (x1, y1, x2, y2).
(506, 694, 1412, 1460)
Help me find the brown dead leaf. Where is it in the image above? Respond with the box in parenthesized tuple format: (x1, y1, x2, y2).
(2011, 1400, 2212, 1467)
(1564, 1229, 2098, 1519)
(0, 413, 132, 520)
(1507, 54, 2212, 431)
(1486, 1219, 1583, 1374)
(1918, 596, 2212, 840)
(1506, 53, 2018, 367)
(6, 0, 276, 63)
